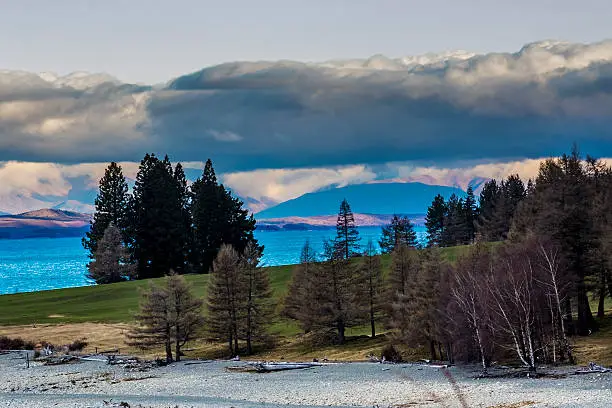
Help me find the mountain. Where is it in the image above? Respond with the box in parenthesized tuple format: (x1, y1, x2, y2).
(255, 182, 466, 219)
(0, 209, 91, 239)
(257, 213, 425, 231)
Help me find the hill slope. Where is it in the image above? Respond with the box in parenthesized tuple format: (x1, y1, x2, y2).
(256, 182, 466, 219)
(0, 209, 90, 239)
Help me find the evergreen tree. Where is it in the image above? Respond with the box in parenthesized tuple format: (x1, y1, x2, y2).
(241, 241, 274, 354)
(83, 162, 130, 258)
(283, 241, 320, 333)
(315, 240, 367, 344)
(206, 244, 242, 356)
(464, 185, 478, 242)
(173, 163, 193, 271)
(442, 194, 468, 246)
(425, 194, 447, 247)
(361, 240, 383, 337)
(334, 199, 361, 259)
(379, 215, 418, 253)
(191, 159, 260, 274)
(130, 154, 188, 279)
(87, 223, 135, 284)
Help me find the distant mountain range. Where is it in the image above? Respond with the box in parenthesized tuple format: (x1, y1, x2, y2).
(255, 182, 466, 219)
(0, 209, 91, 239)
(257, 213, 425, 231)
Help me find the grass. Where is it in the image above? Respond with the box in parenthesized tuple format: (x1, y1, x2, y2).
(3, 243, 610, 364)
(0, 246, 470, 327)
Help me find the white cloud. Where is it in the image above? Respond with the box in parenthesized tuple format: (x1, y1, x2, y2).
(208, 130, 243, 142)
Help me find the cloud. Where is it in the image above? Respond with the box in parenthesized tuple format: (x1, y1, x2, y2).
(1, 41, 612, 169)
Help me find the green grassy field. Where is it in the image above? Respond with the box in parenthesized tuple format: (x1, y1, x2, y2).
(0, 246, 474, 327)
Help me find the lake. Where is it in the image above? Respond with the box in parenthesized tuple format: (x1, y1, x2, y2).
(0, 226, 426, 295)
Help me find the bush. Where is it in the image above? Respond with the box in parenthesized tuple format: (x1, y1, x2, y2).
(67, 338, 88, 352)
(0, 336, 35, 351)
(381, 344, 403, 363)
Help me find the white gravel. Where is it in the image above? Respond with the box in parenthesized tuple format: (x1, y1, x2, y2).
(0, 352, 610, 407)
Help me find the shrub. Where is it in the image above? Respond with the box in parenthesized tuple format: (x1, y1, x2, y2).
(381, 344, 403, 363)
(0, 336, 35, 351)
(67, 338, 88, 352)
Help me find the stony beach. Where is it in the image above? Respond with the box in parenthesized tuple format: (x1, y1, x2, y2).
(0, 352, 610, 407)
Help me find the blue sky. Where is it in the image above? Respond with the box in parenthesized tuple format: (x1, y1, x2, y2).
(1, 0, 611, 83)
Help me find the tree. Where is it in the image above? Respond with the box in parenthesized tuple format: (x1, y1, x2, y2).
(166, 273, 205, 361)
(442, 194, 468, 246)
(130, 154, 189, 279)
(361, 240, 383, 338)
(387, 244, 420, 298)
(173, 162, 193, 272)
(334, 199, 360, 259)
(379, 215, 418, 253)
(463, 185, 478, 243)
(83, 162, 130, 258)
(391, 249, 447, 360)
(283, 241, 320, 333)
(316, 240, 367, 344)
(127, 274, 203, 363)
(425, 194, 447, 247)
(241, 241, 274, 354)
(87, 223, 135, 284)
(191, 159, 260, 274)
(206, 244, 242, 356)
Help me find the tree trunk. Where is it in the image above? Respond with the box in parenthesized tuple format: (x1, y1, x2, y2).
(337, 320, 345, 344)
(576, 287, 597, 335)
(598, 285, 606, 319)
(165, 340, 173, 363)
(175, 337, 181, 362)
(429, 340, 437, 361)
(370, 288, 376, 338)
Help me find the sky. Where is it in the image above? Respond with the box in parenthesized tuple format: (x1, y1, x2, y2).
(1, 0, 612, 214)
(1, 0, 611, 83)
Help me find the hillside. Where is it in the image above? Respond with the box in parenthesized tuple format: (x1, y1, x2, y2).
(255, 182, 466, 219)
(0, 209, 90, 239)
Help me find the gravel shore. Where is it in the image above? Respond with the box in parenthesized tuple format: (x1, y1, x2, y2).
(0, 352, 610, 407)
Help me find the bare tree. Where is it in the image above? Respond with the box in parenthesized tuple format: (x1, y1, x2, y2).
(206, 244, 242, 356)
(127, 281, 173, 362)
(450, 245, 493, 373)
(361, 240, 383, 338)
(127, 274, 204, 362)
(166, 273, 204, 361)
(241, 241, 274, 354)
(283, 241, 320, 333)
(87, 223, 135, 284)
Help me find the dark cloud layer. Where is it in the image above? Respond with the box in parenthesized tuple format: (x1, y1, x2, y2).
(2, 40, 612, 170)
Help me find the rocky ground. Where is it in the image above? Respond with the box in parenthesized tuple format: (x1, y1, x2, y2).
(0, 352, 610, 407)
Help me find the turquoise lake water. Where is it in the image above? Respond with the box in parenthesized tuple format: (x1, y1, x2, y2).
(0, 226, 426, 295)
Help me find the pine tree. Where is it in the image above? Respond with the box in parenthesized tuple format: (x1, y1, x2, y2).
(206, 244, 242, 356)
(191, 159, 260, 274)
(425, 194, 447, 247)
(241, 241, 274, 354)
(379, 215, 418, 253)
(464, 185, 478, 243)
(442, 194, 468, 246)
(130, 154, 188, 279)
(283, 241, 320, 333)
(361, 240, 383, 337)
(334, 199, 360, 259)
(87, 223, 135, 284)
(83, 162, 130, 258)
(173, 163, 192, 272)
